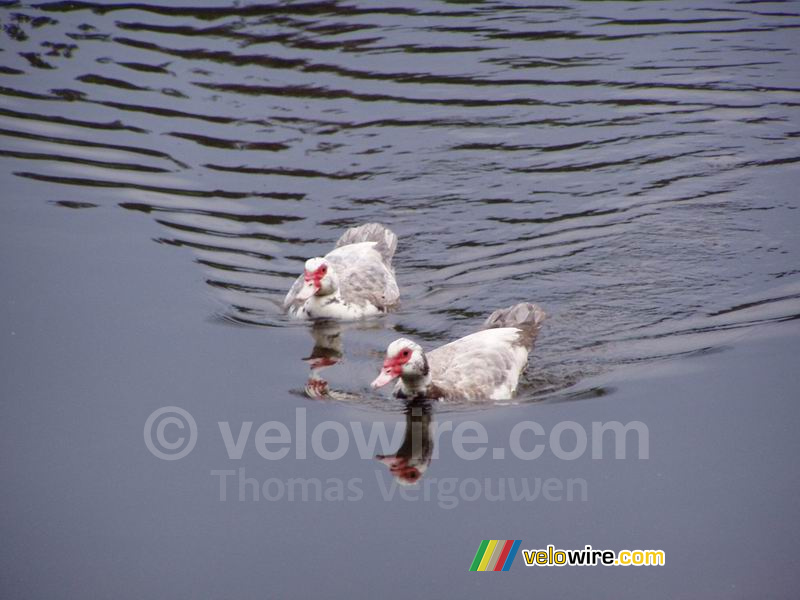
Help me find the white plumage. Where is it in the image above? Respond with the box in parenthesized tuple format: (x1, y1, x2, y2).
(284, 224, 399, 320)
(372, 303, 546, 401)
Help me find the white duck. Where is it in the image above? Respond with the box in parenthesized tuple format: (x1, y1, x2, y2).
(372, 303, 545, 401)
(284, 223, 400, 320)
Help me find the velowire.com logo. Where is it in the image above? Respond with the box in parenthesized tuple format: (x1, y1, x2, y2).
(470, 541, 667, 571)
(469, 540, 521, 572)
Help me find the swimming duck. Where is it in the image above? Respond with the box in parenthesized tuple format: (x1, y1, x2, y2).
(372, 303, 545, 401)
(284, 223, 399, 320)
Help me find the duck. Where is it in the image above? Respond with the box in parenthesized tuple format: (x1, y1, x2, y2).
(371, 302, 546, 401)
(284, 223, 400, 320)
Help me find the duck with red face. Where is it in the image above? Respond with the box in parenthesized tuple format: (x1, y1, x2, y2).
(284, 223, 400, 321)
(295, 258, 336, 301)
(371, 340, 428, 391)
(372, 302, 546, 401)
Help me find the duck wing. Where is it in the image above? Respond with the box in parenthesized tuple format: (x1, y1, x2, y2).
(425, 302, 546, 400)
(335, 223, 397, 265)
(483, 302, 546, 349)
(426, 328, 530, 401)
(325, 242, 400, 309)
(283, 272, 305, 309)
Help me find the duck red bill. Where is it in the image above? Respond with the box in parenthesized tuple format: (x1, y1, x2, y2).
(371, 369, 397, 388)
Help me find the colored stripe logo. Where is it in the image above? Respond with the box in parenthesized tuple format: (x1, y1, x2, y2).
(469, 540, 521, 571)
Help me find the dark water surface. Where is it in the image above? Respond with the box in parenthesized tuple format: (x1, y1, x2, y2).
(1, 1, 799, 598)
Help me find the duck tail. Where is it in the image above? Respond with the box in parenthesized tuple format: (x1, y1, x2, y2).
(483, 302, 546, 348)
(335, 223, 398, 264)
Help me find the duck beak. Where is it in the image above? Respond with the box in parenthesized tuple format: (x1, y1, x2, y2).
(371, 367, 397, 388)
(295, 280, 318, 301)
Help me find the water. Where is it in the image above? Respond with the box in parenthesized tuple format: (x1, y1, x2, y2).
(3, 0, 799, 402)
(1, 1, 799, 597)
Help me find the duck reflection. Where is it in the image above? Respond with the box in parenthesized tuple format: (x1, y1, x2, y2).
(300, 324, 436, 481)
(303, 321, 343, 398)
(376, 399, 433, 484)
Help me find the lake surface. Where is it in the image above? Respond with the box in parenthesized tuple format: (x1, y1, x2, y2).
(1, 1, 799, 598)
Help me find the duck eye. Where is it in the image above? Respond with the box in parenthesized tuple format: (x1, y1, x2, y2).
(402, 349, 410, 356)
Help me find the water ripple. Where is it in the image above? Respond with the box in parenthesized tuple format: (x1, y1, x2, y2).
(1, 0, 798, 402)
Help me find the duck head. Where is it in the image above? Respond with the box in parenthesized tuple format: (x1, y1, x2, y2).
(295, 257, 339, 301)
(371, 338, 428, 389)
